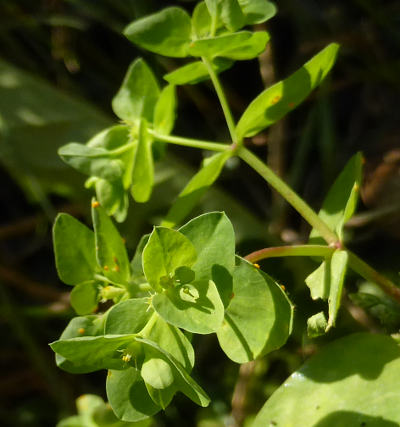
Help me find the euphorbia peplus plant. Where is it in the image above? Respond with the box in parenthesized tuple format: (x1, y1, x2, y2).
(52, 0, 400, 425)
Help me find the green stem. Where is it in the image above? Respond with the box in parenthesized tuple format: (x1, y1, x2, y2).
(347, 251, 400, 304)
(238, 146, 338, 245)
(148, 129, 230, 152)
(245, 245, 334, 263)
(94, 274, 125, 287)
(202, 57, 238, 143)
(109, 141, 136, 156)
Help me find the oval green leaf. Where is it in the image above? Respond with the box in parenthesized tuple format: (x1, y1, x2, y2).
(154, 85, 176, 136)
(217, 257, 293, 363)
(124, 7, 192, 58)
(152, 280, 224, 334)
(309, 152, 363, 243)
(112, 58, 160, 123)
(105, 298, 153, 335)
(70, 281, 99, 315)
(142, 226, 197, 290)
(162, 151, 232, 228)
(236, 43, 340, 139)
(107, 368, 161, 422)
(163, 58, 233, 85)
(131, 120, 154, 203)
(92, 202, 130, 284)
(238, 0, 277, 25)
(188, 31, 251, 58)
(53, 213, 97, 286)
(253, 333, 400, 427)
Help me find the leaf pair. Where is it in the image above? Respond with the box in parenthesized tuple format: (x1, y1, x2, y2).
(142, 212, 235, 334)
(306, 153, 363, 336)
(124, 4, 273, 86)
(53, 202, 130, 314)
(52, 308, 209, 422)
(59, 59, 177, 220)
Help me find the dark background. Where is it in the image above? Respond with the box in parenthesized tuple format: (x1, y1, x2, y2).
(0, 0, 399, 425)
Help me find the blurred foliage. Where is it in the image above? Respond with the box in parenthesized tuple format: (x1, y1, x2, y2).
(0, 0, 399, 426)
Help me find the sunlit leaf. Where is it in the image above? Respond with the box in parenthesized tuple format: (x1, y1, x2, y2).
(217, 257, 293, 362)
(154, 85, 176, 136)
(124, 7, 192, 58)
(142, 226, 197, 290)
(236, 43, 340, 139)
(254, 333, 400, 427)
(70, 281, 99, 315)
(152, 280, 224, 334)
(112, 59, 160, 123)
(310, 152, 363, 243)
(131, 120, 154, 203)
(53, 213, 97, 286)
(162, 151, 232, 228)
(163, 58, 233, 85)
(92, 202, 130, 284)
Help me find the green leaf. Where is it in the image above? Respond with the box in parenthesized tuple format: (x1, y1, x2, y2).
(307, 311, 328, 338)
(55, 315, 105, 374)
(236, 43, 340, 139)
(327, 250, 348, 329)
(188, 31, 252, 58)
(238, 0, 277, 25)
(94, 178, 129, 222)
(306, 250, 348, 331)
(112, 58, 160, 123)
(162, 151, 232, 228)
(50, 335, 136, 372)
(141, 348, 174, 389)
(179, 212, 235, 283)
(141, 314, 195, 371)
(221, 31, 269, 60)
(53, 213, 97, 286)
(130, 120, 154, 203)
(124, 7, 192, 58)
(154, 85, 176, 136)
(87, 125, 135, 190)
(92, 202, 130, 284)
(90, 393, 151, 426)
(192, 2, 213, 38)
(219, 0, 245, 32)
(58, 143, 124, 181)
(217, 257, 293, 363)
(136, 337, 210, 407)
(105, 299, 153, 335)
(107, 368, 161, 422)
(310, 152, 363, 243)
(70, 281, 99, 315)
(152, 279, 224, 334)
(142, 226, 197, 290)
(145, 383, 176, 410)
(163, 58, 233, 85)
(253, 333, 400, 427)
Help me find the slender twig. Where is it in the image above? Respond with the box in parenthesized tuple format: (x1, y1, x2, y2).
(237, 146, 339, 245)
(202, 57, 238, 143)
(231, 361, 257, 427)
(245, 245, 335, 263)
(148, 129, 230, 152)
